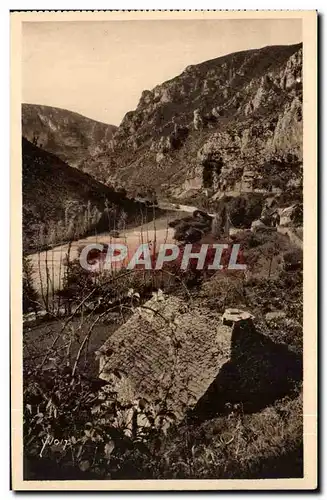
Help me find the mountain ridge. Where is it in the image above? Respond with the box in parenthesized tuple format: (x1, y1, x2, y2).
(22, 42, 303, 210)
(102, 42, 302, 200)
(22, 103, 117, 180)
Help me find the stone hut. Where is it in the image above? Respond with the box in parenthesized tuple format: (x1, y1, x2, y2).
(96, 294, 235, 421)
(96, 295, 301, 427)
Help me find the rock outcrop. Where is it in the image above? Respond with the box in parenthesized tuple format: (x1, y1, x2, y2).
(101, 43, 302, 199)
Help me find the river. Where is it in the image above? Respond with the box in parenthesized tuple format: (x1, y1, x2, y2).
(29, 203, 201, 294)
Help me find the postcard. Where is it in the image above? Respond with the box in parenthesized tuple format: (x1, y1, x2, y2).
(11, 9, 317, 490)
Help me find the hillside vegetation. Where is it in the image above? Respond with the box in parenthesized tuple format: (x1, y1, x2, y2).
(22, 137, 149, 253)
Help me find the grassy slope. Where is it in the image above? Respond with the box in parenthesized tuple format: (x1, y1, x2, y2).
(22, 137, 146, 252)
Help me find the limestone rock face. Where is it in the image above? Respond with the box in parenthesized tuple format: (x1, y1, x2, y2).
(97, 43, 303, 198)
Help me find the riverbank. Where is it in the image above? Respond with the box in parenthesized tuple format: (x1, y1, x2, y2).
(29, 209, 190, 294)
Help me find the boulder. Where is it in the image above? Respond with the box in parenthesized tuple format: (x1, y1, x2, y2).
(251, 219, 266, 232)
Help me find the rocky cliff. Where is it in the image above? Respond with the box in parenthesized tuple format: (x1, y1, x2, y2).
(22, 104, 117, 182)
(104, 43, 302, 200)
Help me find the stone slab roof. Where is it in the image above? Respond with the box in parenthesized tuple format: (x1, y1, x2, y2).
(97, 294, 232, 420)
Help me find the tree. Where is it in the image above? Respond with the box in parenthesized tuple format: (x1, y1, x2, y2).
(23, 256, 38, 314)
(259, 237, 284, 279)
(118, 210, 127, 231)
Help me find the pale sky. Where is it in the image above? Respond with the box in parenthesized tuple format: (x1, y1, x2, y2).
(22, 19, 302, 126)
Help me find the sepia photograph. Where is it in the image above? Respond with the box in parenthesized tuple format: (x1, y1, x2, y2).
(10, 10, 317, 490)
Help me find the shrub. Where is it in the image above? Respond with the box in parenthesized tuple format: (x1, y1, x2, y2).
(23, 365, 168, 480)
(282, 248, 303, 271)
(172, 216, 211, 243)
(212, 195, 264, 231)
(228, 195, 264, 228)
